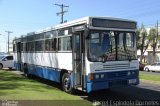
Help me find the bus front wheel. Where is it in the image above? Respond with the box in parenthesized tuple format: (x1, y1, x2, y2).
(62, 73, 74, 93)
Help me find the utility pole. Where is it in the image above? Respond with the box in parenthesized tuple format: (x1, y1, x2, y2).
(5, 31, 13, 53)
(54, 3, 69, 24)
(157, 20, 159, 37)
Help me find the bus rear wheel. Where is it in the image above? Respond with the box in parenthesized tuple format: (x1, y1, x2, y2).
(23, 64, 30, 78)
(62, 73, 74, 93)
(0, 63, 3, 69)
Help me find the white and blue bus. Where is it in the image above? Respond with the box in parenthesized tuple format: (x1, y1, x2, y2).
(13, 17, 139, 93)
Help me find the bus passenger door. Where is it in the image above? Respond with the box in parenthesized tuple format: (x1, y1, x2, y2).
(73, 33, 83, 87)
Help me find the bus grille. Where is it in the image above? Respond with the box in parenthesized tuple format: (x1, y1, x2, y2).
(109, 80, 128, 87)
(103, 63, 130, 70)
(108, 71, 128, 78)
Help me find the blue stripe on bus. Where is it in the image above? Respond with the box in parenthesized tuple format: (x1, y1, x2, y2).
(14, 62, 60, 83)
(14, 61, 139, 93)
(28, 65, 60, 83)
(86, 70, 139, 93)
(14, 61, 21, 71)
(86, 77, 139, 93)
(87, 70, 139, 82)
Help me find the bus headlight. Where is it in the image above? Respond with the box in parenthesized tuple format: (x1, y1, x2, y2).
(100, 74, 105, 79)
(127, 72, 131, 76)
(95, 75, 100, 79)
(132, 71, 135, 75)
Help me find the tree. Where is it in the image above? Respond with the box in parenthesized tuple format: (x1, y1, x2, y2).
(148, 28, 158, 63)
(136, 24, 149, 62)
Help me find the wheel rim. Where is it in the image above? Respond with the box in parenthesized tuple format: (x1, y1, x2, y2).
(64, 77, 71, 91)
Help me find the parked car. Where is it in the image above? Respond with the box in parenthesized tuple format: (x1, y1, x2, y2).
(139, 62, 145, 71)
(0, 55, 14, 69)
(144, 62, 160, 72)
(0, 54, 8, 59)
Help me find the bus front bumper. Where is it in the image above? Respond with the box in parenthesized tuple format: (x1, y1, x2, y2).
(86, 78, 139, 93)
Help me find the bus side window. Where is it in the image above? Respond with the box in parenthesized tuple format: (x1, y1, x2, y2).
(26, 42, 29, 52)
(29, 42, 35, 51)
(13, 44, 15, 52)
(58, 37, 72, 51)
(45, 39, 50, 51)
(51, 38, 57, 51)
(23, 43, 26, 52)
(21, 43, 23, 52)
(35, 40, 44, 51)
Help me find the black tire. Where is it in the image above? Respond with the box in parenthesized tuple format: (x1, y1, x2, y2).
(8, 67, 12, 70)
(23, 64, 30, 78)
(145, 67, 149, 72)
(62, 73, 74, 93)
(0, 63, 3, 69)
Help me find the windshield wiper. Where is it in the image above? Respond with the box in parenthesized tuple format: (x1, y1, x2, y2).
(123, 44, 131, 62)
(101, 54, 108, 63)
(101, 48, 113, 63)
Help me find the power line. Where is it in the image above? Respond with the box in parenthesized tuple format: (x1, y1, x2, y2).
(54, 3, 69, 24)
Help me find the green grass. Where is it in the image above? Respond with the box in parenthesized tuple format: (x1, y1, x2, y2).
(0, 70, 91, 106)
(139, 71, 160, 82)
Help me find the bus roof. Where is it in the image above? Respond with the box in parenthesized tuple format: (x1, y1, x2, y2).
(17, 16, 136, 38)
(34, 16, 136, 33)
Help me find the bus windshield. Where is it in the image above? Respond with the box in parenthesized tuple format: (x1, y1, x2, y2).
(88, 30, 136, 62)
